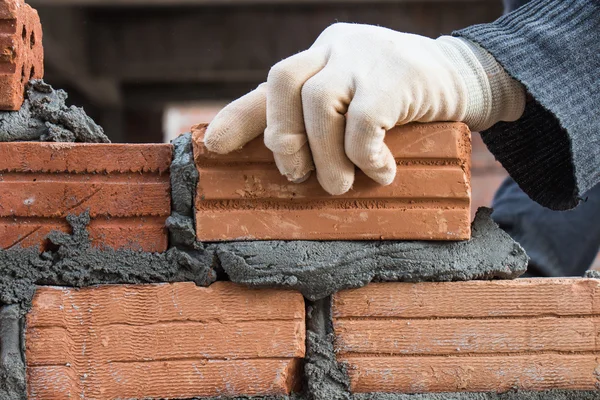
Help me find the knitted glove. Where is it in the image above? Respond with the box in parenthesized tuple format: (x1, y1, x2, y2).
(204, 23, 526, 195)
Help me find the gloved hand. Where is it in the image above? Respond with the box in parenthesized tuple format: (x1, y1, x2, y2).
(204, 23, 526, 195)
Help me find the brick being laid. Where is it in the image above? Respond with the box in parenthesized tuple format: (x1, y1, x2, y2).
(25, 282, 305, 399)
(331, 279, 600, 394)
(0, 142, 172, 252)
(0, 0, 44, 110)
(192, 122, 471, 241)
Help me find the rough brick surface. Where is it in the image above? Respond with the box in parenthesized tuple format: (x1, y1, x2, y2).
(26, 282, 305, 399)
(192, 122, 471, 241)
(0, 0, 43, 110)
(0, 142, 171, 252)
(332, 279, 600, 393)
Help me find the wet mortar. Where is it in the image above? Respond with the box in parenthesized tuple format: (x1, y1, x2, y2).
(0, 80, 109, 143)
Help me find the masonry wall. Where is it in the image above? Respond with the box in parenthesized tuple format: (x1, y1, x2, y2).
(3, 121, 594, 400)
(16, 278, 600, 400)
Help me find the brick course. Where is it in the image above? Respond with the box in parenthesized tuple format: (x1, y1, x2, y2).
(192, 122, 471, 241)
(26, 282, 305, 399)
(332, 279, 600, 393)
(0, 0, 43, 110)
(0, 142, 172, 252)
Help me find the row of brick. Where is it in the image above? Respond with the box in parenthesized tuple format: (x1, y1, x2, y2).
(1, 122, 472, 252)
(24, 279, 600, 398)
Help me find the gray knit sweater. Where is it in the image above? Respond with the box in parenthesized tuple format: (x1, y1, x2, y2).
(454, 0, 599, 210)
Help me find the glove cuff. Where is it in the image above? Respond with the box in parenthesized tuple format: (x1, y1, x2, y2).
(438, 36, 526, 131)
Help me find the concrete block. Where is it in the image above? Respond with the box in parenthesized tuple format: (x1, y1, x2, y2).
(0, 142, 172, 252)
(25, 282, 305, 399)
(0, 0, 43, 110)
(332, 279, 600, 393)
(192, 122, 471, 241)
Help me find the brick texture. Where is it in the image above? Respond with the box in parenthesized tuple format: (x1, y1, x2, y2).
(0, 142, 172, 252)
(0, 0, 43, 110)
(332, 279, 600, 393)
(26, 282, 305, 399)
(192, 122, 471, 241)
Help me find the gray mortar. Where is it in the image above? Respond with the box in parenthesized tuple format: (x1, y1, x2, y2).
(0, 212, 216, 313)
(585, 270, 600, 279)
(304, 298, 351, 400)
(214, 208, 528, 301)
(0, 80, 109, 143)
(0, 305, 26, 400)
(167, 132, 203, 250)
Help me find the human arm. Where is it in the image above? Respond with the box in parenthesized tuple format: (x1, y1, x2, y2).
(202, 0, 599, 210)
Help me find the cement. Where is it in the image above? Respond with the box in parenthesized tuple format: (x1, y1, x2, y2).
(304, 298, 351, 400)
(0, 305, 26, 400)
(170, 133, 198, 218)
(0, 80, 109, 143)
(167, 132, 202, 250)
(0, 212, 216, 312)
(215, 208, 528, 301)
(585, 270, 600, 279)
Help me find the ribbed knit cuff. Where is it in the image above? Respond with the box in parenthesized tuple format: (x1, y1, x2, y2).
(437, 36, 525, 131)
(458, 38, 526, 129)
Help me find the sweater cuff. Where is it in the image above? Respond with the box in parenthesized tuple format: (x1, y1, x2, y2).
(452, 0, 599, 210)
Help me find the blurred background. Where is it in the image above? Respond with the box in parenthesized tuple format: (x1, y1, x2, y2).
(28, 0, 506, 218)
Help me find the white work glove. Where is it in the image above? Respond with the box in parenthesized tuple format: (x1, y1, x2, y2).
(204, 23, 526, 195)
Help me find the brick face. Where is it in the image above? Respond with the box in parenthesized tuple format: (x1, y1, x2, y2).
(26, 282, 305, 399)
(192, 122, 471, 241)
(0, 0, 44, 110)
(332, 279, 600, 393)
(0, 142, 172, 252)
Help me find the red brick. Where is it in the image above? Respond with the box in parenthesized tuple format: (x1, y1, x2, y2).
(26, 282, 305, 399)
(332, 279, 600, 393)
(0, 142, 171, 252)
(192, 122, 471, 241)
(0, 0, 43, 110)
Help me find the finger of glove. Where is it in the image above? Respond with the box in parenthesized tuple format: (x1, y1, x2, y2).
(265, 48, 328, 181)
(204, 83, 267, 154)
(345, 91, 397, 186)
(302, 67, 355, 195)
(273, 143, 314, 184)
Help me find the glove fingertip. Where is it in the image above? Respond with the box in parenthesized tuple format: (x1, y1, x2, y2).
(203, 126, 233, 154)
(319, 173, 355, 196)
